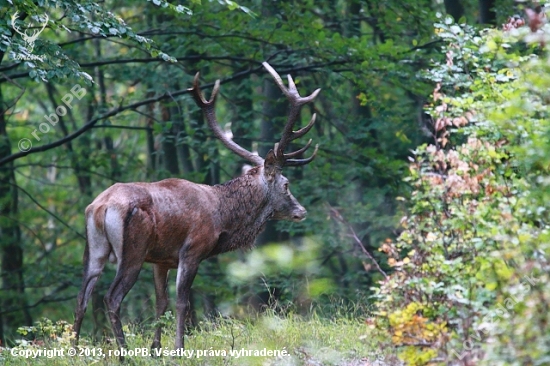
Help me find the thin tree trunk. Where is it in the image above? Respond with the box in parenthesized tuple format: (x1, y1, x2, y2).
(0, 83, 32, 345)
(94, 39, 120, 181)
(479, 0, 496, 25)
(445, 0, 465, 22)
(169, 90, 194, 175)
(145, 90, 158, 175)
(161, 104, 180, 176)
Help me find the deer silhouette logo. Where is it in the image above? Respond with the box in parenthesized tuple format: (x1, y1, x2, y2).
(11, 11, 49, 54)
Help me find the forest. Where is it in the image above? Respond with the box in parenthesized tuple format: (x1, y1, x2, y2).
(0, 0, 549, 365)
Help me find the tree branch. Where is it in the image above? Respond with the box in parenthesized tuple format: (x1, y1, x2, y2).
(0, 73, 235, 166)
(0, 61, 336, 166)
(78, 55, 259, 68)
(327, 204, 389, 280)
(0, 282, 73, 316)
(9, 182, 86, 240)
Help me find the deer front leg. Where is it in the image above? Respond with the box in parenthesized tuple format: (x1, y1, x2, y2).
(151, 264, 170, 350)
(175, 257, 199, 350)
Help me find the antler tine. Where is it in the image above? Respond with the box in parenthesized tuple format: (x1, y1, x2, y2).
(284, 144, 319, 167)
(284, 139, 312, 159)
(189, 72, 220, 107)
(288, 113, 316, 142)
(262, 63, 321, 105)
(262, 62, 289, 97)
(188, 73, 264, 167)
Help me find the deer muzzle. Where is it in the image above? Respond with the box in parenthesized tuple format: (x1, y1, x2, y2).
(291, 206, 307, 222)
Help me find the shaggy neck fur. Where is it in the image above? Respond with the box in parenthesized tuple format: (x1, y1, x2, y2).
(212, 167, 272, 253)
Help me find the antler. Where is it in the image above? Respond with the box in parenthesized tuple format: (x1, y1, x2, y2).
(188, 73, 264, 166)
(188, 64, 320, 168)
(262, 62, 320, 167)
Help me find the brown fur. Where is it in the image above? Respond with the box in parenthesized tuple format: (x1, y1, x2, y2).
(91, 204, 106, 233)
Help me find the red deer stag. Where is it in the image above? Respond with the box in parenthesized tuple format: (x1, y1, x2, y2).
(73, 62, 320, 351)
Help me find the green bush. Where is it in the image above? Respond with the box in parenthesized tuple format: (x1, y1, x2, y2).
(372, 12, 550, 365)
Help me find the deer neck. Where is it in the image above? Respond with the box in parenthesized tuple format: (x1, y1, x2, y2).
(213, 172, 272, 251)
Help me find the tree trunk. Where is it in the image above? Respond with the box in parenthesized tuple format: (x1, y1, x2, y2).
(479, 0, 496, 25)
(169, 93, 194, 176)
(230, 74, 254, 175)
(0, 83, 32, 345)
(145, 90, 158, 175)
(444, 0, 465, 22)
(161, 104, 180, 176)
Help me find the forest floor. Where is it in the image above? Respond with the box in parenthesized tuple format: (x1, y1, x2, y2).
(0, 313, 396, 365)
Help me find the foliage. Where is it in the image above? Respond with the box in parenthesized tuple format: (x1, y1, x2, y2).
(2, 0, 176, 83)
(15, 318, 74, 347)
(373, 9, 550, 366)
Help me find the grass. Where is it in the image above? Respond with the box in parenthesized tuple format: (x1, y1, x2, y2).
(0, 312, 388, 365)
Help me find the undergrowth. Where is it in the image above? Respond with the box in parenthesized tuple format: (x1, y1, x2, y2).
(0, 312, 393, 365)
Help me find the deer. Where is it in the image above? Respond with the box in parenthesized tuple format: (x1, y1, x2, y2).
(72, 62, 320, 352)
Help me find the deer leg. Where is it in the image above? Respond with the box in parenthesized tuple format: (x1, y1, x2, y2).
(102, 205, 153, 352)
(175, 258, 199, 350)
(151, 264, 170, 350)
(73, 233, 110, 344)
(104, 260, 144, 349)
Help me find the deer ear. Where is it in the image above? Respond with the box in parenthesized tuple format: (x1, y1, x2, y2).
(264, 149, 280, 180)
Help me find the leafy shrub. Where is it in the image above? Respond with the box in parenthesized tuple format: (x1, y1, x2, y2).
(372, 10, 550, 365)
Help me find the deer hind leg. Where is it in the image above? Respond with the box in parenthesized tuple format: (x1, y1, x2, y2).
(73, 216, 110, 344)
(104, 260, 144, 349)
(151, 264, 170, 351)
(103, 206, 151, 350)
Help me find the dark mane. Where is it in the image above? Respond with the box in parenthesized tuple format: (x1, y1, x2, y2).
(212, 171, 270, 254)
